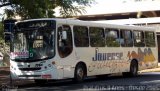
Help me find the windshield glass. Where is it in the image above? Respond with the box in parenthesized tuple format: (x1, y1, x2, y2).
(11, 21, 55, 61)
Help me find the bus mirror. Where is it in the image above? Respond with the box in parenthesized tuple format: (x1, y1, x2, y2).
(62, 31, 67, 40)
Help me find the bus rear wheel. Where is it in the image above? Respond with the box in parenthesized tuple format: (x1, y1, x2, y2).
(130, 60, 138, 76)
(123, 60, 138, 77)
(73, 64, 86, 82)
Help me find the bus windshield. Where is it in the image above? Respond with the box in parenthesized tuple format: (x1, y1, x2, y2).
(11, 21, 56, 62)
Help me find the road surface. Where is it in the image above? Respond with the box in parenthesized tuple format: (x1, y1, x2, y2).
(1, 72, 160, 91)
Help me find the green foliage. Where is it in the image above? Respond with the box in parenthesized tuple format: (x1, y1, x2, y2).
(0, 0, 95, 19)
(106, 37, 120, 47)
(3, 0, 55, 19)
(0, 22, 9, 56)
(57, 0, 94, 17)
(90, 27, 105, 47)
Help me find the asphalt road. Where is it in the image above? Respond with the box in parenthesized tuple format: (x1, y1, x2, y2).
(2, 72, 160, 91)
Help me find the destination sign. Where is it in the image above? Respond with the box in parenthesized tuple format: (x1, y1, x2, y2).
(16, 20, 56, 29)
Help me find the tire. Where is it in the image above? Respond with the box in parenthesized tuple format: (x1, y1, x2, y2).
(123, 60, 138, 77)
(130, 60, 138, 77)
(73, 64, 85, 82)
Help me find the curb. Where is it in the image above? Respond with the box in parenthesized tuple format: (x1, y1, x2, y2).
(139, 67, 160, 73)
(139, 63, 160, 73)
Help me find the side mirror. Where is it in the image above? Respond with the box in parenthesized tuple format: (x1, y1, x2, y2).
(62, 31, 67, 40)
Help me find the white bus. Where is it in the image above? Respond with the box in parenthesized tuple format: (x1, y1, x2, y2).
(10, 18, 158, 84)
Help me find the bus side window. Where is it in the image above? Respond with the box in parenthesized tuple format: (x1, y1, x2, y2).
(73, 26, 89, 47)
(145, 31, 155, 47)
(133, 30, 145, 47)
(120, 30, 133, 47)
(89, 27, 105, 47)
(57, 25, 73, 58)
(105, 28, 120, 47)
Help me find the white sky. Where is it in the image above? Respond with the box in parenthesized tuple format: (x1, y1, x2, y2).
(84, 0, 124, 15)
(55, 0, 160, 16)
(0, 7, 5, 15)
(54, 0, 124, 16)
(81, 0, 160, 15)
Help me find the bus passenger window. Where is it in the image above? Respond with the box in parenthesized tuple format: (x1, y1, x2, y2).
(89, 27, 105, 47)
(145, 31, 155, 47)
(120, 30, 133, 47)
(133, 31, 145, 47)
(105, 28, 120, 47)
(73, 26, 89, 47)
(57, 25, 73, 58)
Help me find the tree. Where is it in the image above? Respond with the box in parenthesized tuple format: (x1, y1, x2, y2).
(0, 0, 94, 19)
(0, 22, 3, 39)
(56, 0, 94, 17)
(0, 21, 5, 53)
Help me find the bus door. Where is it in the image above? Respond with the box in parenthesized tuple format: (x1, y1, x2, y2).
(57, 25, 75, 78)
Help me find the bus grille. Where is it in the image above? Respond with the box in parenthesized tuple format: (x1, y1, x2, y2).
(19, 68, 41, 71)
(18, 75, 41, 78)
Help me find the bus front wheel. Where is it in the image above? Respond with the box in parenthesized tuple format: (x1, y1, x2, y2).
(73, 64, 86, 82)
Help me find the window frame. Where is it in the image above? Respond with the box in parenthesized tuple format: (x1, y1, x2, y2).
(73, 26, 89, 47)
(89, 27, 105, 47)
(120, 29, 133, 47)
(133, 30, 145, 47)
(57, 25, 73, 58)
(145, 31, 156, 47)
(105, 28, 120, 47)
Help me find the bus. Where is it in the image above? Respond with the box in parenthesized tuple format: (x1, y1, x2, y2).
(10, 18, 158, 84)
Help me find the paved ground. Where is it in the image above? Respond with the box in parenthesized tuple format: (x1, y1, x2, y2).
(0, 67, 34, 91)
(0, 67, 11, 87)
(16, 72, 160, 91)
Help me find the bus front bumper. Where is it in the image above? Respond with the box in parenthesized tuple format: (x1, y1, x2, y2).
(10, 68, 60, 80)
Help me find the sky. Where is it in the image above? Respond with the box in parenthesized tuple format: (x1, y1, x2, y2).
(0, 7, 5, 17)
(54, 0, 159, 16)
(84, 0, 124, 15)
(54, 0, 124, 16)
(75, 0, 160, 16)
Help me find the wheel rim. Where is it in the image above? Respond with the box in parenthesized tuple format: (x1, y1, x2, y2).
(133, 66, 136, 74)
(132, 64, 137, 75)
(77, 68, 84, 80)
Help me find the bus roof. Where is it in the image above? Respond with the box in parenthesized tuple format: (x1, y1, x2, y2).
(17, 18, 156, 31)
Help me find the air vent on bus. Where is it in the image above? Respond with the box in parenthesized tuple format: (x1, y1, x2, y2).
(19, 67, 41, 71)
(18, 75, 41, 78)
